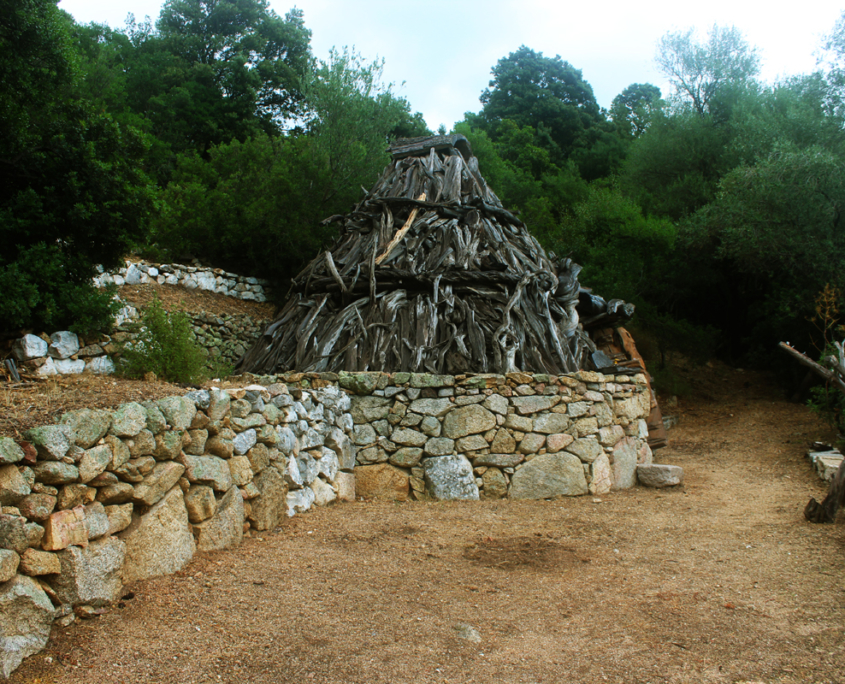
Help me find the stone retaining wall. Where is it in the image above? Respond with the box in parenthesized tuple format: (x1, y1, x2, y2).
(335, 369, 653, 501)
(94, 260, 271, 303)
(0, 370, 654, 677)
(11, 309, 269, 378)
(0, 381, 352, 677)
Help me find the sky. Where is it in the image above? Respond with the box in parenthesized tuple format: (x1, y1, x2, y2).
(59, 0, 845, 131)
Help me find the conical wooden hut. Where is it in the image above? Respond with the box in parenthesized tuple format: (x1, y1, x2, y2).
(236, 134, 634, 376)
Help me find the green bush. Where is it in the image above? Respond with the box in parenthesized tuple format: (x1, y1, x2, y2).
(116, 296, 207, 384)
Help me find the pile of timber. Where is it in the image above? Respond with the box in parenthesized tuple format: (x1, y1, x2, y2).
(237, 134, 634, 376)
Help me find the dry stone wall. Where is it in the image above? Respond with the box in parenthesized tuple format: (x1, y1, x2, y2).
(0, 381, 352, 677)
(0, 369, 653, 677)
(94, 260, 271, 303)
(335, 369, 653, 501)
(11, 311, 269, 378)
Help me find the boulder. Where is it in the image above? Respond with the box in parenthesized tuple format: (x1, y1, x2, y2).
(85, 357, 115, 375)
(184, 485, 217, 523)
(517, 433, 546, 454)
(0, 437, 25, 465)
(110, 403, 148, 438)
(153, 431, 184, 461)
(355, 463, 410, 501)
(56, 484, 95, 510)
(481, 468, 507, 499)
(0, 549, 19, 582)
(637, 464, 684, 488)
(11, 334, 48, 361)
(121, 486, 196, 583)
(41, 507, 88, 551)
(0, 519, 28, 559)
(589, 453, 612, 495)
(0, 465, 30, 506)
(248, 467, 287, 531)
(310, 478, 337, 506)
(54, 359, 86, 374)
(423, 437, 455, 457)
(349, 396, 391, 423)
(47, 535, 126, 606)
(181, 455, 233, 492)
(612, 437, 638, 490)
(546, 433, 575, 453)
(24, 425, 73, 461)
(18, 548, 60, 576)
(565, 437, 603, 463)
(48, 331, 79, 359)
(509, 453, 588, 499)
(408, 398, 453, 417)
(482, 394, 508, 415)
(83, 502, 110, 540)
(472, 453, 523, 468)
(390, 427, 428, 447)
(228, 456, 254, 487)
(423, 455, 479, 500)
(104, 504, 133, 535)
(533, 413, 571, 434)
(442, 405, 496, 439)
(78, 444, 113, 483)
(133, 461, 186, 506)
(32, 461, 78, 485)
(17, 493, 56, 522)
(233, 429, 257, 455)
(0, 575, 54, 678)
(335, 472, 356, 502)
(156, 396, 197, 431)
(389, 447, 423, 468)
(511, 396, 559, 415)
(193, 487, 244, 551)
(286, 487, 316, 516)
(316, 448, 339, 482)
(95, 482, 135, 505)
(59, 409, 112, 449)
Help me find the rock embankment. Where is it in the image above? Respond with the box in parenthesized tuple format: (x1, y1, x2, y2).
(94, 260, 270, 303)
(0, 381, 352, 677)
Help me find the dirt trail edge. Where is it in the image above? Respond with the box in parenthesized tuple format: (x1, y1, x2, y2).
(9, 370, 845, 684)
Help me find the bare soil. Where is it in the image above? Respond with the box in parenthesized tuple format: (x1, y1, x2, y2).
(6, 364, 845, 684)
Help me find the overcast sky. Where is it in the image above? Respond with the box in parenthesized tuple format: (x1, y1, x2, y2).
(60, 0, 845, 131)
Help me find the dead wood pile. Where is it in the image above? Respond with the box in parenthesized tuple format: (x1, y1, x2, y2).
(237, 135, 633, 376)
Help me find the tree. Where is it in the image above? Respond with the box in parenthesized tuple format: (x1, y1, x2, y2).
(113, 0, 312, 164)
(610, 83, 662, 138)
(656, 25, 760, 116)
(0, 0, 155, 333)
(478, 46, 603, 164)
(304, 47, 430, 207)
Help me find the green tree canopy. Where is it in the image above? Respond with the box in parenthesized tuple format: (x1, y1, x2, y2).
(610, 83, 663, 138)
(656, 25, 760, 116)
(478, 46, 603, 163)
(0, 0, 154, 333)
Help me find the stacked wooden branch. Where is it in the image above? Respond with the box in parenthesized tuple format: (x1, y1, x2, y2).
(779, 341, 845, 523)
(237, 134, 634, 376)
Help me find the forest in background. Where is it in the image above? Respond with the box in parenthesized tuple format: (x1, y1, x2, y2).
(4, 0, 845, 388)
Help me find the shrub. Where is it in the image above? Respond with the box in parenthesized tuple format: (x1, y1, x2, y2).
(116, 296, 207, 384)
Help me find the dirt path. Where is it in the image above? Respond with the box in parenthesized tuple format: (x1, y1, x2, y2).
(9, 371, 845, 684)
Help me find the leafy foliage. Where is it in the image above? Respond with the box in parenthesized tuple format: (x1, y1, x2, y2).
(656, 24, 760, 116)
(116, 295, 208, 384)
(0, 0, 154, 334)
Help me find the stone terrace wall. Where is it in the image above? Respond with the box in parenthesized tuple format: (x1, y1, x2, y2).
(0, 370, 653, 677)
(94, 260, 271, 303)
(12, 313, 269, 378)
(0, 382, 352, 677)
(337, 370, 653, 501)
